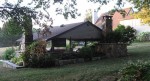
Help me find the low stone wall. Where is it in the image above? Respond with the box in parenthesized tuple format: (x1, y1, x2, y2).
(96, 43, 127, 58)
(55, 57, 102, 66)
(55, 58, 84, 66)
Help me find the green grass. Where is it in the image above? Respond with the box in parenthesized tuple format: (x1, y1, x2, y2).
(0, 42, 150, 81)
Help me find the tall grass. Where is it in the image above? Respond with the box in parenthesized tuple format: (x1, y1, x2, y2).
(0, 42, 150, 81)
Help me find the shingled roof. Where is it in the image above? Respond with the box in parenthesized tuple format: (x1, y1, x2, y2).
(17, 21, 102, 42)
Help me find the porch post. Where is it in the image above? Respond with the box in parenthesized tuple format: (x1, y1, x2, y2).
(84, 40, 87, 47)
(51, 40, 54, 51)
(69, 37, 72, 51)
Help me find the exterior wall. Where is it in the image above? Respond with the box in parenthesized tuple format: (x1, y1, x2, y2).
(57, 23, 102, 40)
(112, 11, 123, 29)
(112, 8, 134, 29)
(96, 43, 127, 58)
(120, 19, 150, 34)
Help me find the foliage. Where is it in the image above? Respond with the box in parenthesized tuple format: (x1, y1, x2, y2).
(136, 32, 150, 42)
(108, 9, 126, 17)
(24, 53, 55, 68)
(128, 0, 150, 10)
(0, 18, 23, 47)
(78, 46, 93, 60)
(129, 0, 150, 24)
(118, 61, 150, 81)
(105, 25, 136, 44)
(0, 0, 136, 48)
(2, 19, 23, 36)
(2, 48, 16, 60)
(0, 42, 150, 81)
(84, 9, 92, 22)
(22, 40, 55, 67)
(11, 55, 24, 66)
(133, 7, 150, 25)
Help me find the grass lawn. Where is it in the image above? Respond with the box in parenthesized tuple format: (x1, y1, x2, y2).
(0, 42, 150, 81)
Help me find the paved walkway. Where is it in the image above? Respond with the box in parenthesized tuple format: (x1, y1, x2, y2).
(0, 60, 24, 69)
(0, 61, 12, 73)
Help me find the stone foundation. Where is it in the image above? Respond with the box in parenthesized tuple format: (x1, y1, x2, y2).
(96, 43, 127, 58)
(55, 58, 84, 66)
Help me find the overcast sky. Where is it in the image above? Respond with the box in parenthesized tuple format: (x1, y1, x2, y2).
(0, 0, 134, 28)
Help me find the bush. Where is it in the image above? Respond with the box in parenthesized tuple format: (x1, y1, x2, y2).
(23, 40, 56, 68)
(118, 61, 150, 81)
(26, 54, 56, 68)
(105, 25, 136, 44)
(2, 48, 16, 60)
(78, 46, 94, 61)
(11, 55, 23, 66)
(136, 32, 150, 42)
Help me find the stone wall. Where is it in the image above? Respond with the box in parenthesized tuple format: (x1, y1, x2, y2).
(96, 43, 127, 58)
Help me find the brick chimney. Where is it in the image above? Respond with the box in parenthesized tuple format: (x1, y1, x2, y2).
(103, 16, 112, 37)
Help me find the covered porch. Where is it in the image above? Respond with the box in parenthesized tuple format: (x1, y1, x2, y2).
(45, 21, 103, 52)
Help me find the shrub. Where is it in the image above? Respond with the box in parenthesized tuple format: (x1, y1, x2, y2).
(105, 25, 136, 44)
(118, 61, 150, 81)
(136, 32, 150, 42)
(22, 40, 55, 68)
(26, 54, 56, 68)
(2, 48, 16, 60)
(78, 46, 93, 61)
(11, 54, 24, 66)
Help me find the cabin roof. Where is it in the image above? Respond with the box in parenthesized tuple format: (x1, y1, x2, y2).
(17, 21, 103, 42)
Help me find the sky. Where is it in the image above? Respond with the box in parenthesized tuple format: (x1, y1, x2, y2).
(48, 0, 134, 26)
(0, 0, 134, 28)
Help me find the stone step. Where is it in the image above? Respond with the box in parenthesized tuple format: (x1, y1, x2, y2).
(0, 60, 24, 69)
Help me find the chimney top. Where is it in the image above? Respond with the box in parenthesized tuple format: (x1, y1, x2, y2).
(103, 16, 112, 19)
(60, 24, 65, 27)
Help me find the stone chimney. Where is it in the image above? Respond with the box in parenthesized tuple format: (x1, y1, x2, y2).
(103, 16, 112, 37)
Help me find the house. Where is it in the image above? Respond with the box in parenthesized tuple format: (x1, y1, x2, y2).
(17, 20, 112, 52)
(95, 7, 150, 34)
(17, 16, 128, 58)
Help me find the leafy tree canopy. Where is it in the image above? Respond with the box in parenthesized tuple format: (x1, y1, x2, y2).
(0, 0, 146, 46)
(133, 7, 150, 25)
(2, 18, 23, 36)
(128, 0, 150, 10)
(0, 18, 23, 47)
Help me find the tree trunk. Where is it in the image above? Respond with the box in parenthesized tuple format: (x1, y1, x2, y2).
(23, 16, 33, 67)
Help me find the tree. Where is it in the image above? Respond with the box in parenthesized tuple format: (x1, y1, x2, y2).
(0, 0, 135, 66)
(127, 0, 150, 25)
(133, 7, 150, 25)
(84, 9, 92, 22)
(0, 0, 85, 66)
(0, 0, 82, 48)
(0, 18, 23, 46)
(2, 19, 23, 36)
(128, 0, 150, 10)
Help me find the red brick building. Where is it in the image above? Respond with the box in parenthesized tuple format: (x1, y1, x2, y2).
(95, 7, 134, 29)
